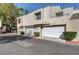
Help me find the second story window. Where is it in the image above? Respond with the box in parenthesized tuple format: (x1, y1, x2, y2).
(56, 11, 63, 17)
(35, 12, 41, 20)
(18, 19, 21, 24)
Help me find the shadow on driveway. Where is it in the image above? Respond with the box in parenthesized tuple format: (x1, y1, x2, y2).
(0, 34, 32, 44)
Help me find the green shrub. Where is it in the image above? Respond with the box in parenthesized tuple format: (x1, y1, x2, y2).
(63, 31, 77, 41)
(34, 32, 40, 37)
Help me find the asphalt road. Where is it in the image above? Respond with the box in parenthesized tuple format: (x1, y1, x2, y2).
(0, 37, 79, 55)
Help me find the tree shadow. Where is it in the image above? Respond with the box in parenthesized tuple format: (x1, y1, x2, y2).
(0, 35, 33, 44)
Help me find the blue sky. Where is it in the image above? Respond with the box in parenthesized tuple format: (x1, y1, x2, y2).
(15, 3, 79, 13)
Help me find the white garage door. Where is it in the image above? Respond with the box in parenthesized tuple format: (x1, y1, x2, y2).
(26, 28, 35, 36)
(42, 26, 64, 38)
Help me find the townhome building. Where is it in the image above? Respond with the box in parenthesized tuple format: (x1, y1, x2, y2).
(17, 6, 79, 41)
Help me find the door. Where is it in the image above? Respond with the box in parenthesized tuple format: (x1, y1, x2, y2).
(42, 26, 65, 38)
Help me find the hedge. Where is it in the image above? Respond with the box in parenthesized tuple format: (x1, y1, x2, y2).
(34, 32, 40, 37)
(63, 31, 77, 41)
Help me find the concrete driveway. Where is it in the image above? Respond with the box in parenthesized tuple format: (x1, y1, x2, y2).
(0, 37, 79, 55)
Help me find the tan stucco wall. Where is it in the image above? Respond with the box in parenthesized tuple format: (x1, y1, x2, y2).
(21, 6, 62, 26)
(43, 6, 61, 23)
(22, 13, 35, 26)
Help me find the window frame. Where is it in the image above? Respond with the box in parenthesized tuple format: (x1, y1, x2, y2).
(56, 11, 63, 17)
(35, 11, 41, 20)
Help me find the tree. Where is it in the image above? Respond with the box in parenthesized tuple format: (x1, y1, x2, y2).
(18, 8, 28, 16)
(0, 3, 28, 32)
(0, 3, 18, 32)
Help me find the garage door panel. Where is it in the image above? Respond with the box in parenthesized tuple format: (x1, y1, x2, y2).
(26, 28, 36, 35)
(42, 27, 64, 38)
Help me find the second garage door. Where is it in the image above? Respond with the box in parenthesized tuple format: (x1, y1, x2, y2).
(42, 26, 65, 38)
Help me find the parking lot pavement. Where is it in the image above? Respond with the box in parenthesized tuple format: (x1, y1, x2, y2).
(13, 40, 34, 48)
(0, 33, 79, 55)
(0, 38, 79, 55)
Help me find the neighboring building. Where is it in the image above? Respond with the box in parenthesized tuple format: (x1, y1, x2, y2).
(17, 6, 79, 41)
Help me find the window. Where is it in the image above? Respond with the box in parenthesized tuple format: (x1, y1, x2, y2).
(56, 11, 63, 17)
(35, 12, 41, 20)
(70, 13, 79, 20)
(18, 19, 21, 23)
